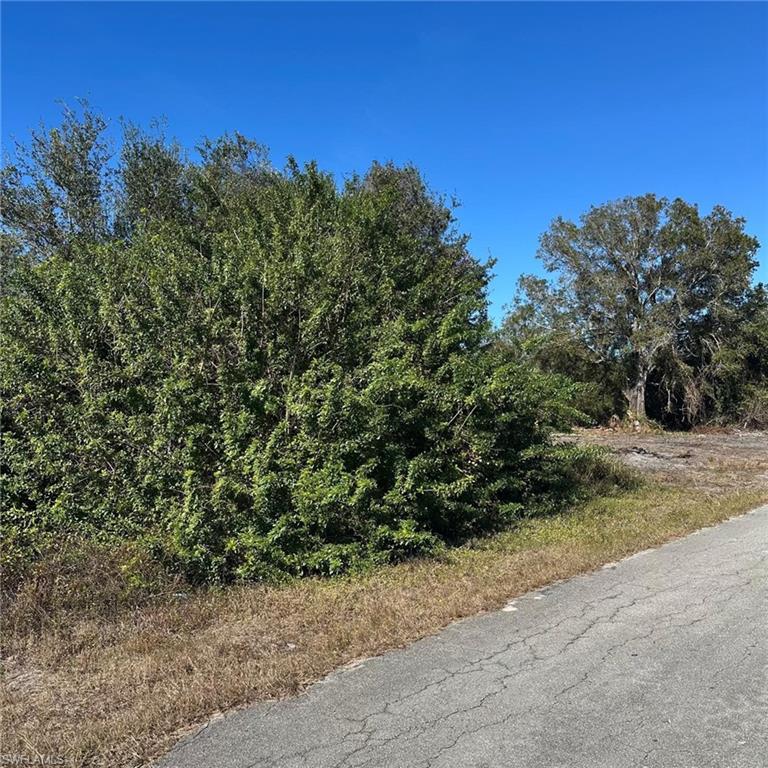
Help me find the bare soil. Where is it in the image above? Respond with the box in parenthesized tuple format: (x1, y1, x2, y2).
(566, 429, 768, 494)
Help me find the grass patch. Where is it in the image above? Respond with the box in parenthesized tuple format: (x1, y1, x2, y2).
(2, 474, 766, 768)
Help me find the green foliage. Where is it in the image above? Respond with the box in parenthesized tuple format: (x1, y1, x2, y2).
(1, 106, 589, 583)
(503, 194, 764, 427)
(516, 443, 640, 516)
(669, 284, 768, 428)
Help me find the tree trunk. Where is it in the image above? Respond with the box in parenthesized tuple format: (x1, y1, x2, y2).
(625, 368, 648, 421)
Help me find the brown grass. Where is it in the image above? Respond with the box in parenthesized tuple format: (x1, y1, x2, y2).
(2, 432, 767, 767)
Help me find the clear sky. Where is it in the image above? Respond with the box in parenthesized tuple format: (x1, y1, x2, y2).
(2, 2, 766, 320)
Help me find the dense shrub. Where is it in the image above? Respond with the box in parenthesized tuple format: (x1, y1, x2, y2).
(1, 108, 591, 583)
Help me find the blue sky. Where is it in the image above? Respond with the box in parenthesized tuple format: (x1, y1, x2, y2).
(2, 2, 766, 320)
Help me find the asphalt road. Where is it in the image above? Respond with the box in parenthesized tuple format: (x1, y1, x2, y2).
(159, 505, 768, 768)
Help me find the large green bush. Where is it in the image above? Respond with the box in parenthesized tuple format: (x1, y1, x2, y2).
(1, 109, 588, 582)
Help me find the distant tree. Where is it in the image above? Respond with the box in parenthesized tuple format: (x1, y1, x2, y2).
(504, 195, 761, 422)
(673, 284, 768, 427)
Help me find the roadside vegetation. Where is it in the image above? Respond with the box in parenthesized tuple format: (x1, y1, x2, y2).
(3, 433, 766, 768)
(1, 105, 766, 767)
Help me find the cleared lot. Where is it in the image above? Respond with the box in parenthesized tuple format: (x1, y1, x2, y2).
(567, 429, 768, 493)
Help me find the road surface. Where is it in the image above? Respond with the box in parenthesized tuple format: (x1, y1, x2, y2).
(159, 505, 768, 768)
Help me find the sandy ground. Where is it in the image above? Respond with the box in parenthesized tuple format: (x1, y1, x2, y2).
(568, 429, 768, 494)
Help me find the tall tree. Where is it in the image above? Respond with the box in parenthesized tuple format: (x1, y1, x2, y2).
(505, 195, 760, 421)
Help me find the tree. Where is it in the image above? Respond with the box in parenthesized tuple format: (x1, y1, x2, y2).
(0, 101, 113, 258)
(505, 195, 761, 422)
(672, 284, 768, 427)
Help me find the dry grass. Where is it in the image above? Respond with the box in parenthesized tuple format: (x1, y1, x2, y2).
(2, 432, 767, 768)
(567, 428, 768, 493)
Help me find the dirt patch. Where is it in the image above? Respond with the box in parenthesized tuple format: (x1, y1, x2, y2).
(566, 429, 768, 494)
